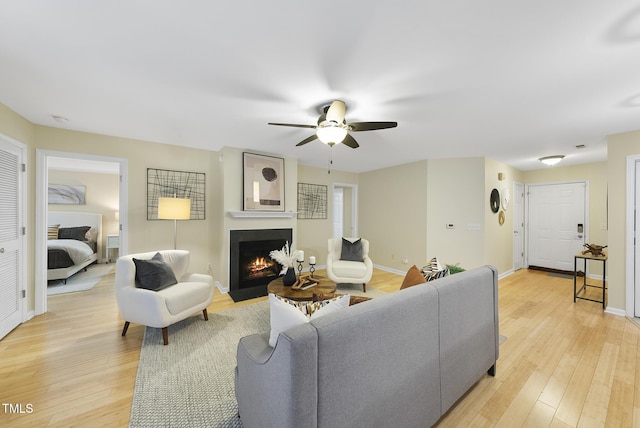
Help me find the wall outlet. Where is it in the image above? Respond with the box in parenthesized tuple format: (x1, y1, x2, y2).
(402, 256, 408, 264)
(207, 263, 214, 275)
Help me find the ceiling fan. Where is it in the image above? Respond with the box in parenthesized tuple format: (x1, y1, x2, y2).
(268, 100, 397, 148)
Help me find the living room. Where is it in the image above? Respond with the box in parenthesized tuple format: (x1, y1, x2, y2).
(3, 2, 640, 425)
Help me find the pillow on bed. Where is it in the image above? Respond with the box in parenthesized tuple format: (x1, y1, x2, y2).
(58, 226, 92, 241)
(47, 224, 60, 240)
(133, 252, 178, 291)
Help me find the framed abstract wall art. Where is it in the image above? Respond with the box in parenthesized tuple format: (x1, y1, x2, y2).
(147, 168, 206, 220)
(243, 153, 285, 211)
(297, 183, 327, 219)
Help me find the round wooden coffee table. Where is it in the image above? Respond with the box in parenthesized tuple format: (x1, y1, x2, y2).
(267, 275, 336, 301)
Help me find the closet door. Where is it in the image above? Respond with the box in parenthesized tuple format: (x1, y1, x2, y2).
(0, 136, 25, 340)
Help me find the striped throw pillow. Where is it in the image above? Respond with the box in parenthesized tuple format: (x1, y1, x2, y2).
(47, 224, 60, 240)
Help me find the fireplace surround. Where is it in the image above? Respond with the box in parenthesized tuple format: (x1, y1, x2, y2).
(229, 228, 292, 302)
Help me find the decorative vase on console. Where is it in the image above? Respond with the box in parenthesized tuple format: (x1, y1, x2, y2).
(282, 267, 297, 286)
(269, 241, 302, 287)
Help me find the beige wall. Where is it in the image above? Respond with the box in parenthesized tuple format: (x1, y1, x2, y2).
(360, 160, 428, 272)
(607, 130, 640, 312)
(484, 158, 525, 274)
(48, 169, 120, 260)
(426, 158, 485, 271)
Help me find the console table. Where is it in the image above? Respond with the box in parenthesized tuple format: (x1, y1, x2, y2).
(573, 251, 607, 309)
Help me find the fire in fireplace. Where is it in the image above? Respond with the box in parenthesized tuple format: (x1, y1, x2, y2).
(229, 228, 292, 302)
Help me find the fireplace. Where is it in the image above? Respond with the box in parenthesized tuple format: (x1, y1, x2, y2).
(229, 228, 292, 302)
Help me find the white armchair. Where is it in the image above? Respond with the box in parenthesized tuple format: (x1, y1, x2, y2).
(115, 250, 215, 345)
(326, 237, 373, 292)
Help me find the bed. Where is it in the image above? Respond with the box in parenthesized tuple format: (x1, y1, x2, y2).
(47, 212, 103, 282)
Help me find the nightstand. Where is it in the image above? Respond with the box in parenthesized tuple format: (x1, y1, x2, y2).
(106, 234, 120, 262)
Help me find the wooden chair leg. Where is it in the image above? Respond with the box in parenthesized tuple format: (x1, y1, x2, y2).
(162, 327, 168, 345)
(121, 321, 130, 337)
(363, 283, 366, 293)
(203, 308, 209, 321)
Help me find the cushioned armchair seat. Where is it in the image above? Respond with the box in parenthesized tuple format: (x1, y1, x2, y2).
(115, 250, 215, 345)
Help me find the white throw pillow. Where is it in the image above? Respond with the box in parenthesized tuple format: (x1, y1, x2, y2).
(268, 293, 350, 347)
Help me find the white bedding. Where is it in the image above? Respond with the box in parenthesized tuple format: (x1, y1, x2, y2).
(48, 239, 94, 265)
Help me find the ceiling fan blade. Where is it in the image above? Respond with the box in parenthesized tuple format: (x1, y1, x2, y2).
(325, 100, 346, 123)
(268, 122, 317, 129)
(349, 121, 398, 132)
(296, 134, 319, 146)
(341, 133, 359, 149)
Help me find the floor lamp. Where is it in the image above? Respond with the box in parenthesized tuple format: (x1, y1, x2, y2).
(157, 196, 191, 249)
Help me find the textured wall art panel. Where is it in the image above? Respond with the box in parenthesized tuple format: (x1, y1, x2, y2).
(297, 183, 327, 219)
(147, 168, 206, 220)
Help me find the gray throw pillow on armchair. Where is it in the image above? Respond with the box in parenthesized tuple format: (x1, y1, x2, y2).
(133, 252, 178, 291)
(340, 238, 364, 262)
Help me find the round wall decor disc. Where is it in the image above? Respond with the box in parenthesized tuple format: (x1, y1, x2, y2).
(490, 188, 500, 213)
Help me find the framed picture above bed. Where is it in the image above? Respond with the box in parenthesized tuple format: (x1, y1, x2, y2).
(48, 184, 86, 205)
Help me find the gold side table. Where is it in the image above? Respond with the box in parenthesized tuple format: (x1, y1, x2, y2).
(573, 251, 607, 309)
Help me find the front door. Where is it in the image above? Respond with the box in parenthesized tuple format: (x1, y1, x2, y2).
(527, 182, 587, 272)
(0, 135, 25, 340)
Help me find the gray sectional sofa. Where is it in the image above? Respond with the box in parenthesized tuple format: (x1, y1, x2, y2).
(235, 265, 499, 427)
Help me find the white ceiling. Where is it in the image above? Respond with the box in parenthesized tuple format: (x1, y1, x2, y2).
(1, 1, 639, 173)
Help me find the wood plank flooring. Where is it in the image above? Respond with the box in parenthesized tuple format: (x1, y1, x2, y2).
(0, 267, 637, 427)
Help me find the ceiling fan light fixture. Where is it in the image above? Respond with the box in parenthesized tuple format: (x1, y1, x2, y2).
(539, 155, 565, 166)
(316, 126, 348, 145)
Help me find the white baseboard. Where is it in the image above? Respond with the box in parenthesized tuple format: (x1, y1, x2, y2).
(214, 281, 229, 294)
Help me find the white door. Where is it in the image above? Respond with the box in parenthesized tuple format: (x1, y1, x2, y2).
(0, 135, 25, 340)
(513, 182, 524, 270)
(528, 182, 586, 272)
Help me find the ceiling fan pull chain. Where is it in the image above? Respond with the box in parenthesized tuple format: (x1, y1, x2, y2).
(328, 147, 333, 174)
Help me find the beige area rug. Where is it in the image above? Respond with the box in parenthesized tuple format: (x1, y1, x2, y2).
(129, 286, 387, 427)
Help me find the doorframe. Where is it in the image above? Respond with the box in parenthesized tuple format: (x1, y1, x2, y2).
(332, 182, 358, 238)
(0, 132, 28, 326)
(625, 155, 640, 317)
(524, 180, 589, 271)
(512, 181, 525, 270)
(35, 150, 128, 315)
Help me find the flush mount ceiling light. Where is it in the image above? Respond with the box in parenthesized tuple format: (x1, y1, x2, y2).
(539, 155, 565, 166)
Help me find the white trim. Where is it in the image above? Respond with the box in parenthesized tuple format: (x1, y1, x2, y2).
(625, 155, 640, 317)
(228, 211, 296, 218)
(36, 149, 128, 315)
(606, 307, 626, 317)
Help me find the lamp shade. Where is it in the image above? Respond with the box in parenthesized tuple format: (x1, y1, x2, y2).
(316, 126, 348, 145)
(157, 197, 191, 220)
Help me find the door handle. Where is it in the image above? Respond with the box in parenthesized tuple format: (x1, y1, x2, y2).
(0, 248, 4, 253)
(577, 235, 583, 239)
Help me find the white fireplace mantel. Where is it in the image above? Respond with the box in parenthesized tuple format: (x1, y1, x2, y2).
(228, 211, 297, 218)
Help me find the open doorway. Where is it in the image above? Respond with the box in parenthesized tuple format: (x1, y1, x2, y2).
(332, 183, 358, 238)
(35, 150, 128, 315)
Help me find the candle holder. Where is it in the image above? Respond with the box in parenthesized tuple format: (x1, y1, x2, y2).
(297, 260, 304, 277)
(309, 261, 316, 278)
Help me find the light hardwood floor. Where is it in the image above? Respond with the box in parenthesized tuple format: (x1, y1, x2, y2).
(0, 267, 637, 427)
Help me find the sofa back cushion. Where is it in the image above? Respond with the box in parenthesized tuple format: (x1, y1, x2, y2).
(310, 284, 442, 427)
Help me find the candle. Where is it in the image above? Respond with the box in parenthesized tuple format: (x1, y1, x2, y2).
(309, 256, 316, 264)
(297, 250, 305, 262)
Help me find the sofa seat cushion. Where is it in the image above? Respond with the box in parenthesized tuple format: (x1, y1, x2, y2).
(331, 259, 368, 278)
(159, 281, 212, 315)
